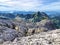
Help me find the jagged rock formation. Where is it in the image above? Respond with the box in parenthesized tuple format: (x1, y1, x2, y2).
(26, 19, 56, 36)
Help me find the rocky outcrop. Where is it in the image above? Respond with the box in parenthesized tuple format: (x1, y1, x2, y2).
(36, 19, 56, 30)
(26, 19, 56, 36)
(0, 19, 27, 37)
(0, 19, 15, 29)
(0, 26, 18, 43)
(1, 29, 60, 45)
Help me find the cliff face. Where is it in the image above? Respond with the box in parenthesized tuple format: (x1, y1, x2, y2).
(2, 29, 60, 45)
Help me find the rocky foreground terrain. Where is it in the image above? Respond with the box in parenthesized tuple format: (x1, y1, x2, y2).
(1, 29, 60, 45)
(0, 18, 59, 45)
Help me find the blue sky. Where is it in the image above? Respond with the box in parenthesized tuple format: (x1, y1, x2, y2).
(0, 0, 60, 11)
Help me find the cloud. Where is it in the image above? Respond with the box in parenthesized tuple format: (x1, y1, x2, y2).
(0, 0, 9, 2)
(0, 0, 60, 11)
(39, 2, 60, 11)
(0, 5, 10, 7)
(0, 0, 43, 11)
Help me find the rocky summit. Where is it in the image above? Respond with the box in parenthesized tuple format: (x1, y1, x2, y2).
(1, 29, 60, 45)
